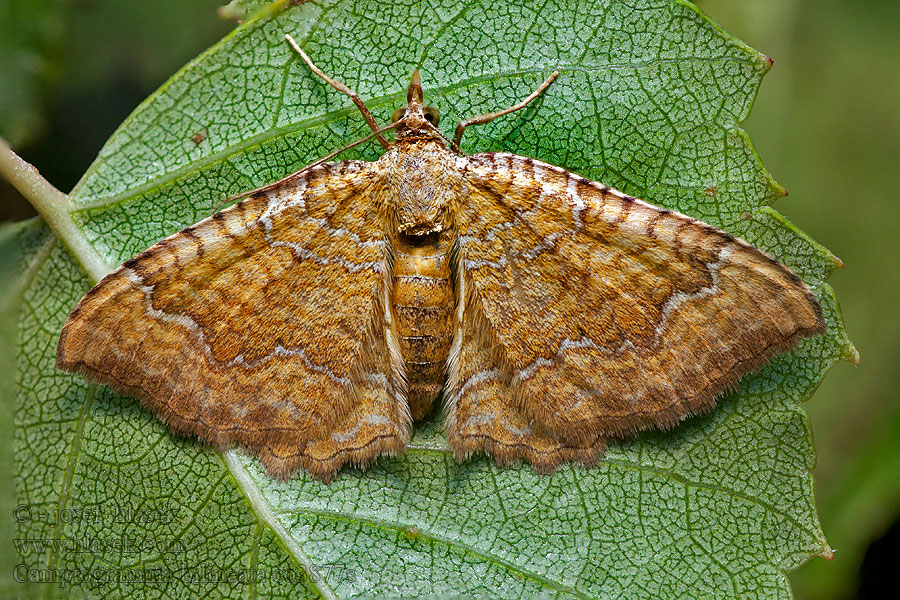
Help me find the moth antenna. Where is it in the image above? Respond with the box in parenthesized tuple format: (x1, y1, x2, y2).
(284, 33, 390, 150)
(451, 70, 560, 153)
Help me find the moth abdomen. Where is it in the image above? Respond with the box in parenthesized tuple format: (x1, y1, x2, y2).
(392, 230, 454, 420)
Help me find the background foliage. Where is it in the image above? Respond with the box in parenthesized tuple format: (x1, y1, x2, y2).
(6, 2, 896, 597)
(696, 2, 900, 597)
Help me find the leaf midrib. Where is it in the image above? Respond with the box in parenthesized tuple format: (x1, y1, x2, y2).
(279, 504, 592, 599)
(69, 54, 759, 214)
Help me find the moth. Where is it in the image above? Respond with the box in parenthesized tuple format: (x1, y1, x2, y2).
(57, 35, 825, 482)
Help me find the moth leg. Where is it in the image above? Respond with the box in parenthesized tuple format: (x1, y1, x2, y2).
(284, 33, 390, 150)
(451, 70, 560, 153)
(446, 294, 606, 472)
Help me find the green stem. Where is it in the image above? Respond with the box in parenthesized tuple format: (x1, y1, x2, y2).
(0, 137, 113, 282)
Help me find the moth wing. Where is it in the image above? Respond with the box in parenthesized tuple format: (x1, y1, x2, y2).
(57, 161, 408, 480)
(451, 152, 824, 450)
(445, 274, 607, 472)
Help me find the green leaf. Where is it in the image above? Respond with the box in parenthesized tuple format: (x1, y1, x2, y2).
(9, 1, 855, 598)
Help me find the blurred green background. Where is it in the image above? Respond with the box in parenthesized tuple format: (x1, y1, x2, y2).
(1, 1, 897, 598)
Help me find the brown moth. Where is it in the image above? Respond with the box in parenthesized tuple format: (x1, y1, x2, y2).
(57, 35, 825, 482)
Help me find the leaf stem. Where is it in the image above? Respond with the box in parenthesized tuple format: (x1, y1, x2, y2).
(0, 137, 113, 282)
(223, 450, 339, 600)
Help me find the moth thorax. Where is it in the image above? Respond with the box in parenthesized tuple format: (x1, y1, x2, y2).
(392, 150, 455, 235)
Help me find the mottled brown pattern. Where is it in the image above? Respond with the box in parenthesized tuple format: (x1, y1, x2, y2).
(456, 155, 825, 445)
(58, 161, 408, 480)
(57, 68, 825, 481)
(446, 274, 607, 471)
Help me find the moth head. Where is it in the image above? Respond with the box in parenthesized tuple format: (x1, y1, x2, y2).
(392, 70, 441, 136)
